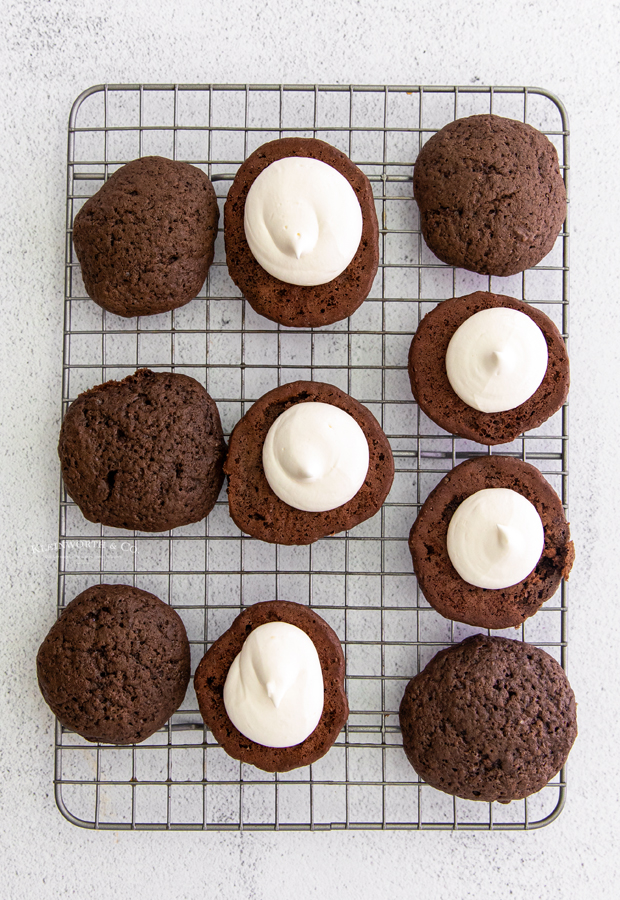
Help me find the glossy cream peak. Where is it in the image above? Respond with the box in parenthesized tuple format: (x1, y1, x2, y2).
(243, 156, 363, 286)
(445, 306, 548, 413)
(446, 488, 545, 589)
(262, 401, 369, 512)
(223, 622, 324, 748)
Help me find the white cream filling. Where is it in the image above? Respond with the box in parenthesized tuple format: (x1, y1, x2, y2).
(262, 401, 369, 512)
(445, 306, 548, 413)
(223, 621, 324, 748)
(244, 156, 363, 286)
(446, 487, 545, 589)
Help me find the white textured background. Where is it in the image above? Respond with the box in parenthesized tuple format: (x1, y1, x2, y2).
(1, 1, 619, 898)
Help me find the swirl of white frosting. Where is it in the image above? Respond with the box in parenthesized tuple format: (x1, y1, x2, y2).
(223, 621, 324, 748)
(262, 401, 369, 512)
(446, 488, 544, 589)
(445, 307, 548, 413)
(243, 156, 363, 286)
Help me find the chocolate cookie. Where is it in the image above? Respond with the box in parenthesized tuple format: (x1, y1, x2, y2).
(399, 634, 577, 802)
(194, 601, 348, 772)
(409, 291, 569, 445)
(224, 381, 394, 545)
(37, 584, 191, 744)
(409, 456, 574, 629)
(413, 115, 566, 276)
(224, 137, 379, 327)
(59, 368, 226, 532)
(73, 156, 219, 317)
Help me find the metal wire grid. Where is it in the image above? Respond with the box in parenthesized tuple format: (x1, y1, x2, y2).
(55, 84, 570, 831)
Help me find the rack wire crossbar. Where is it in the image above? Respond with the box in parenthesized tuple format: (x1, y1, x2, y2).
(56, 83, 570, 831)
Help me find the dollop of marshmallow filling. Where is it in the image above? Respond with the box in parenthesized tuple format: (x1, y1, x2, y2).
(262, 401, 370, 512)
(445, 307, 549, 413)
(243, 156, 363, 286)
(446, 488, 545, 589)
(223, 621, 324, 748)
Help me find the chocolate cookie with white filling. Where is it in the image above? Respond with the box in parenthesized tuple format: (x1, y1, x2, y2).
(224, 381, 394, 545)
(409, 456, 574, 629)
(408, 291, 569, 445)
(194, 601, 348, 773)
(225, 137, 379, 327)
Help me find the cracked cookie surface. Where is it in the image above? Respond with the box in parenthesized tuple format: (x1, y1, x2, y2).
(413, 114, 566, 276)
(58, 368, 226, 532)
(73, 155, 219, 317)
(37, 584, 191, 744)
(399, 634, 577, 802)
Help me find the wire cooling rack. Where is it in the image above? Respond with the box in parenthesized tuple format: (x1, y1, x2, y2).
(56, 84, 570, 830)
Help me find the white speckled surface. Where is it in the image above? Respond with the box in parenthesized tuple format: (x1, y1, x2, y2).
(1, 1, 619, 897)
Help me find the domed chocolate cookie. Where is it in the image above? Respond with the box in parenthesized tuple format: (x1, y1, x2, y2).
(58, 368, 226, 532)
(408, 291, 569, 445)
(37, 584, 191, 744)
(224, 137, 379, 327)
(73, 156, 219, 317)
(194, 600, 348, 772)
(413, 115, 566, 276)
(224, 381, 394, 545)
(399, 634, 577, 802)
(409, 456, 574, 629)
